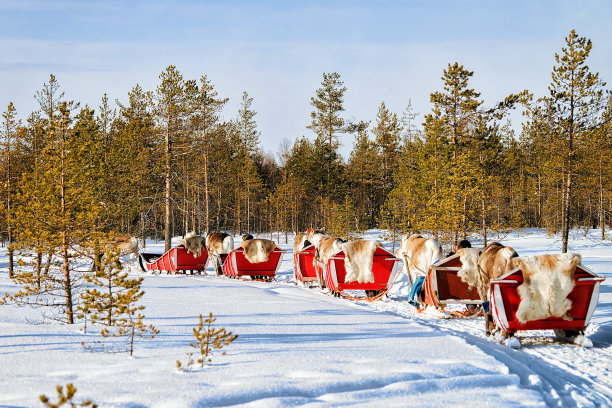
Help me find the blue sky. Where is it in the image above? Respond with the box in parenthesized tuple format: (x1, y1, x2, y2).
(1, 0, 611, 158)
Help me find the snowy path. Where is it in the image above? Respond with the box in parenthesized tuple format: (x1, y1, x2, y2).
(0, 229, 610, 407)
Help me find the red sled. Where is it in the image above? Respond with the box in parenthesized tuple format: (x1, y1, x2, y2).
(139, 246, 208, 274)
(293, 245, 322, 286)
(423, 254, 483, 313)
(324, 247, 401, 300)
(490, 263, 605, 340)
(222, 247, 285, 281)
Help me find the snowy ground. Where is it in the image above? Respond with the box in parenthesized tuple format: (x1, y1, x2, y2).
(0, 229, 610, 407)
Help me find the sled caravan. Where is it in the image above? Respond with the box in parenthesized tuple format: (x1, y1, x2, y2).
(139, 230, 605, 349)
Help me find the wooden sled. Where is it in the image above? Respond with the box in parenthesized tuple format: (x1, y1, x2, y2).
(294, 245, 322, 286)
(324, 247, 401, 301)
(489, 263, 605, 348)
(139, 246, 208, 274)
(222, 247, 285, 281)
(423, 254, 483, 316)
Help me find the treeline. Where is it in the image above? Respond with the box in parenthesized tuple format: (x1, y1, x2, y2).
(1, 30, 611, 264)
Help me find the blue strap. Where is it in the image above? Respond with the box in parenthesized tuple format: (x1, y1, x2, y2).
(409, 276, 425, 304)
(482, 301, 490, 313)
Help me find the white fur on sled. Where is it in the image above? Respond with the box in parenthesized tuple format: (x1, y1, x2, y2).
(456, 248, 485, 299)
(342, 240, 381, 284)
(513, 253, 581, 323)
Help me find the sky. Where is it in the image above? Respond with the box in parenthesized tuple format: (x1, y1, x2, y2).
(1, 0, 611, 159)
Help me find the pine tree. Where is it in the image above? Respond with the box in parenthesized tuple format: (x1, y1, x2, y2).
(189, 312, 238, 367)
(116, 84, 159, 245)
(429, 62, 482, 242)
(548, 30, 606, 252)
(346, 121, 378, 228)
(372, 101, 402, 209)
(9, 101, 101, 324)
(191, 75, 228, 233)
(1, 102, 20, 278)
(307, 73, 347, 202)
(39, 383, 97, 408)
(234, 91, 262, 234)
(78, 249, 134, 328)
(35, 74, 64, 123)
(95, 259, 159, 355)
(154, 66, 187, 252)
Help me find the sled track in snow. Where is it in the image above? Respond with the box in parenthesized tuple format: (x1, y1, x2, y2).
(162, 268, 612, 407)
(368, 291, 612, 408)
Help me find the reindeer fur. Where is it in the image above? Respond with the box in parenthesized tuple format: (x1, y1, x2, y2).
(512, 253, 580, 323)
(206, 232, 234, 256)
(342, 240, 382, 283)
(111, 234, 139, 258)
(396, 234, 443, 283)
(293, 232, 311, 254)
(456, 248, 486, 299)
(181, 231, 206, 258)
(315, 237, 345, 268)
(240, 239, 277, 264)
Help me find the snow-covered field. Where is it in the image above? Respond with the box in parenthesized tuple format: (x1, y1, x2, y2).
(0, 229, 610, 407)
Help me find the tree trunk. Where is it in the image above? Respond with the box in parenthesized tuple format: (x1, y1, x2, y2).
(164, 114, 172, 252)
(60, 161, 73, 324)
(204, 151, 210, 233)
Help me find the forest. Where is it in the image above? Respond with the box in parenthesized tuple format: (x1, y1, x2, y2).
(0, 29, 610, 281)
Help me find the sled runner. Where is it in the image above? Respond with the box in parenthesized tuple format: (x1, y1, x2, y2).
(489, 263, 605, 348)
(139, 246, 208, 274)
(422, 253, 483, 315)
(293, 244, 320, 286)
(324, 247, 401, 300)
(222, 247, 285, 281)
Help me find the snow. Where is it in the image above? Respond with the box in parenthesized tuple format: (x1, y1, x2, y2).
(0, 229, 610, 407)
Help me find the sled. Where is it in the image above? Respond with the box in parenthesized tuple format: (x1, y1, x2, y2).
(422, 254, 483, 315)
(294, 244, 321, 286)
(221, 247, 285, 281)
(139, 246, 208, 274)
(489, 263, 605, 347)
(324, 247, 401, 300)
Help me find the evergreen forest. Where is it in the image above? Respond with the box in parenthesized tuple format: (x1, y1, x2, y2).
(1, 29, 610, 267)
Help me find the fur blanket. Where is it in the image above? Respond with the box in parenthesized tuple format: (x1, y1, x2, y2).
(456, 248, 486, 299)
(342, 240, 382, 283)
(240, 239, 277, 264)
(181, 231, 206, 258)
(512, 253, 580, 323)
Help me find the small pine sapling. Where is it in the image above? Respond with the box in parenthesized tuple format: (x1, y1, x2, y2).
(39, 383, 97, 408)
(101, 295, 159, 356)
(79, 248, 158, 355)
(190, 312, 238, 367)
(176, 352, 195, 373)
